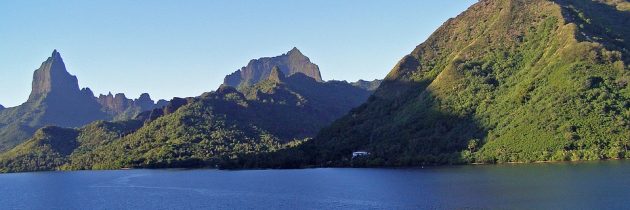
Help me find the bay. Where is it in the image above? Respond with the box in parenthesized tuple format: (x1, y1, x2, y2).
(1, 160, 629, 209)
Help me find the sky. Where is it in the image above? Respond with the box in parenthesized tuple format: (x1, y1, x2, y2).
(0, 0, 476, 107)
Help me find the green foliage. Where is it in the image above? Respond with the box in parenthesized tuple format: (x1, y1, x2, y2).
(254, 0, 630, 168)
(0, 73, 373, 172)
(0, 126, 79, 173)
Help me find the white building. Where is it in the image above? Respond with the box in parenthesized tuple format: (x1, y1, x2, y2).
(352, 151, 369, 158)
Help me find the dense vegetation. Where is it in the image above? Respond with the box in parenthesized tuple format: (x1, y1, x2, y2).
(237, 0, 629, 168)
(0, 71, 375, 172)
(2, 0, 628, 172)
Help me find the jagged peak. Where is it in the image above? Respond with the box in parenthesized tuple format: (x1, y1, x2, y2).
(287, 47, 303, 56)
(80, 87, 95, 97)
(27, 49, 81, 101)
(223, 47, 322, 88)
(51, 49, 61, 59)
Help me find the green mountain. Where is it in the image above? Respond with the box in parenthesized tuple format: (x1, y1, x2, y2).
(256, 0, 630, 168)
(0, 51, 164, 152)
(0, 120, 146, 173)
(0, 49, 378, 172)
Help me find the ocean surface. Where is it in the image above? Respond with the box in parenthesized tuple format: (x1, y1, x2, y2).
(1, 160, 629, 209)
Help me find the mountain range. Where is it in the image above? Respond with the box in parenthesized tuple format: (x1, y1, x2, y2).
(0, 48, 381, 172)
(1, 0, 628, 172)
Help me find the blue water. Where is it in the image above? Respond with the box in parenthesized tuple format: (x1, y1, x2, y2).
(1, 161, 630, 209)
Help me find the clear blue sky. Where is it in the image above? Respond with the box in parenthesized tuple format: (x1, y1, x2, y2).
(0, 0, 476, 107)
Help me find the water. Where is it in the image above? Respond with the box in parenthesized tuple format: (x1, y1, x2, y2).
(1, 161, 629, 209)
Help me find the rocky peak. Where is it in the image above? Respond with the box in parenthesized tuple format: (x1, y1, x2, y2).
(97, 93, 131, 114)
(223, 48, 322, 88)
(155, 99, 169, 107)
(28, 50, 81, 101)
(287, 47, 303, 57)
(97, 92, 161, 116)
(0, 104, 4, 111)
(80, 88, 95, 97)
(134, 93, 155, 110)
(138, 93, 152, 102)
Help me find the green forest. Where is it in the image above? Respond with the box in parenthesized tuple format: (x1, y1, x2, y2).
(0, 0, 629, 173)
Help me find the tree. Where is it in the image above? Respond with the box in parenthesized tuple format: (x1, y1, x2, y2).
(468, 139, 480, 153)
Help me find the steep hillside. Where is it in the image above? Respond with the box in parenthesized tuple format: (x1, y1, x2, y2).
(0, 126, 80, 172)
(64, 70, 374, 170)
(0, 120, 144, 173)
(274, 0, 630, 167)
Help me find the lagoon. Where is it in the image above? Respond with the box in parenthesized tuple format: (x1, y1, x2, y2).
(1, 161, 629, 209)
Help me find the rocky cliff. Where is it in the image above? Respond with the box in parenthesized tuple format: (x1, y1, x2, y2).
(223, 48, 322, 88)
(0, 50, 108, 151)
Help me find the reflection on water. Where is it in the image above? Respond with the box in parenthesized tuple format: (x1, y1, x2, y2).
(0, 161, 629, 209)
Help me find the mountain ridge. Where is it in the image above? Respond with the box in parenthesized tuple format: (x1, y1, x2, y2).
(0, 48, 381, 172)
(223, 48, 323, 88)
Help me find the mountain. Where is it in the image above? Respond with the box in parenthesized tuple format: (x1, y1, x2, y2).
(247, 0, 630, 168)
(97, 92, 164, 120)
(0, 120, 145, 173)
(223, 47, 323, 88)
(0, 50, 163, 152)
(351, 79, 382, 91)
(0, 105, 4, 111)
(0, 49, 378, 172)
(0, 50, 109, 151)
(0, 126, 80, 172)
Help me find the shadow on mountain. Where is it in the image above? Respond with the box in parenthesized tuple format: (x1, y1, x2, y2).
(225, 79, 489, 169)
(555, 0, 630, 62)
(284, 73, 375, 119)
(215, 76, 374, 141)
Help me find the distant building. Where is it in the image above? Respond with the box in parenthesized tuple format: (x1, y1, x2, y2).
(352, 151, 369, 158)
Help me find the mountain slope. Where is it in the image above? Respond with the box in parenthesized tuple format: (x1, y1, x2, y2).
(0, 126, 79, 172)
(0, 120, 145, 173)
(64, 71, 375, 170)
(279, 0, 630, 167)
